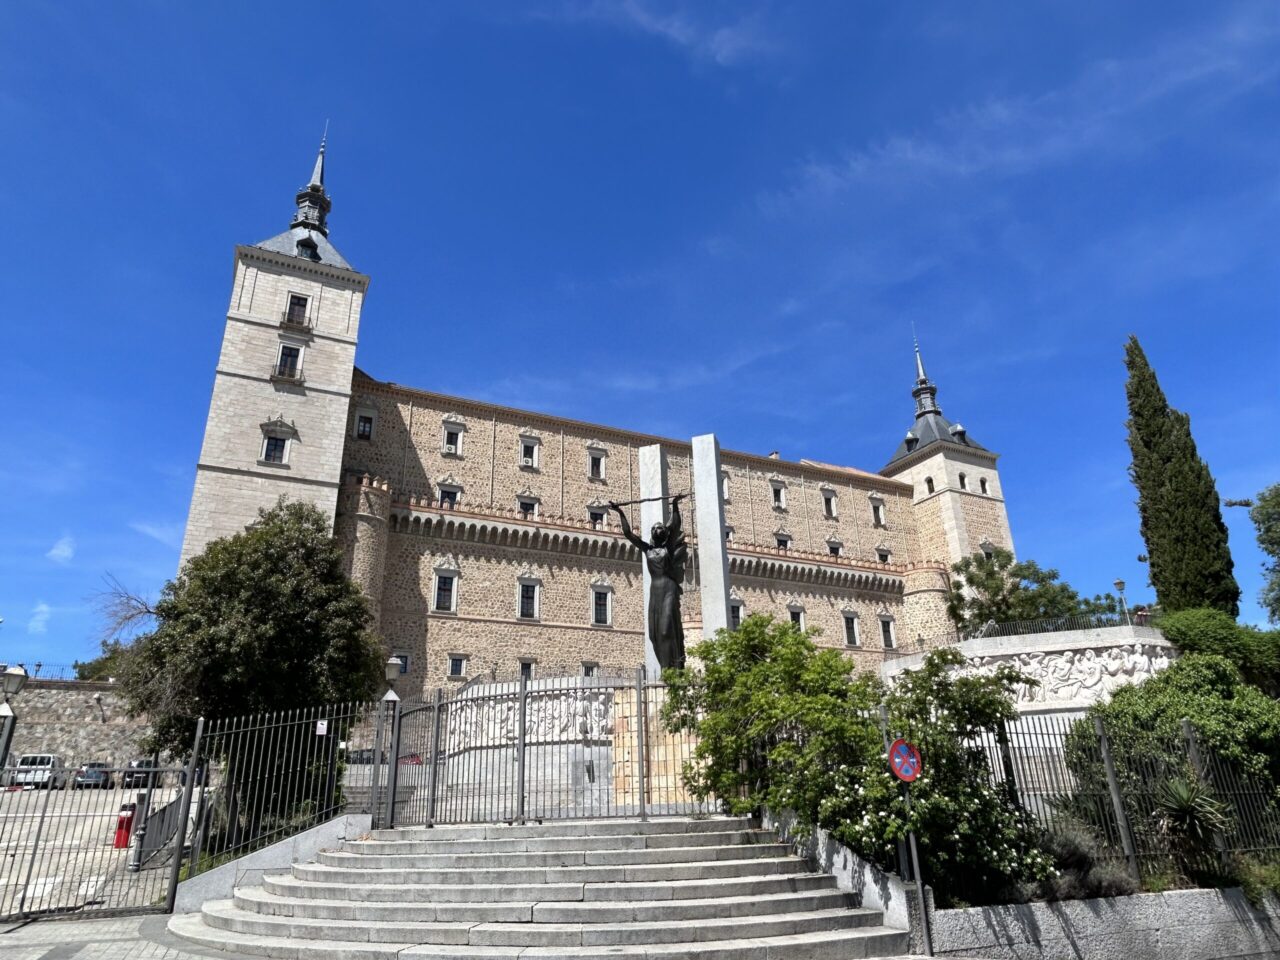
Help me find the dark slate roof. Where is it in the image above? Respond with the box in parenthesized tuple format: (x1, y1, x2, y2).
(253, 226, 353, 271)
(885, 411, 988, 467)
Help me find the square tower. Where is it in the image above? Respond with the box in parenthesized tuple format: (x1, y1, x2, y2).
(179, 141, 370, 565)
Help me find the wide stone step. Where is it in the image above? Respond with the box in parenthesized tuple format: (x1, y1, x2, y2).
(205, 898, 882, 946)
(262, 871, 838, 904)
(169, 911, 910, 959)
(318, 842, 794, 868)
(371, 817, 755, 842)
(344, 829, 779, 856)
(293, 856, 807, 886)
(233, 886, 857, 924)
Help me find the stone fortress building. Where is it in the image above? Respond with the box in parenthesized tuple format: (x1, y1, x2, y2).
(180, 144, 1015, 695)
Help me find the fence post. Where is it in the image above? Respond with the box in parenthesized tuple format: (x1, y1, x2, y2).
(186, 719, 214, 878)
(995, 719, 1022, 811)
(164, 716, 205, 912)
(384, 697, 403, 830)
(1180, 717, 1231, 872)
(370, 699, 387, 826)
(515, 672, 528, 824)
(1094, 715, 1140, 882)
(635, 666, 649, 821)
(425, 688, 443, 827)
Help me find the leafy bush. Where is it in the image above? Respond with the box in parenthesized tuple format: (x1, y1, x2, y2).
(664, 616, 1053, 907)
(1031, 823, 1137, 901)
(1159, 608, 1280, 697)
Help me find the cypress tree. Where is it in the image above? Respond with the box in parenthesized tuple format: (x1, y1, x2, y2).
(1124, 336, 1239, 616)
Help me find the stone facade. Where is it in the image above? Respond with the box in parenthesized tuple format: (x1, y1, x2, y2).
(180, 150, 1016, 697)
(6, 682, 148, 768)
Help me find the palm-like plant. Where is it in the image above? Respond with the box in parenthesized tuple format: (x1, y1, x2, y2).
(1156, 777, 1230, 877)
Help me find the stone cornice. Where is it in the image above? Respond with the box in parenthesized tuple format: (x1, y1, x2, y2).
(237, 244, 370, 289)
(881, 441, 1000, 476)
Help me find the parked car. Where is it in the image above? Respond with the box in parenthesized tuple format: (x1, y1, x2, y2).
(73, 762, 116, 789)
(121, 759, 157, 789)
(11, 754, 69, 789)
(397, 753, 424, 765)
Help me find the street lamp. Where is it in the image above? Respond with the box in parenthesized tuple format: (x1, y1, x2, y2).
(0, 663, 30, 771)
(1113, 579, 1130, 626)
(384, 656, 403, 691)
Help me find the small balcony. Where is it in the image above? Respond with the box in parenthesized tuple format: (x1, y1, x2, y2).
(279, 311, 314, 336)
(270, 364, 305, 386)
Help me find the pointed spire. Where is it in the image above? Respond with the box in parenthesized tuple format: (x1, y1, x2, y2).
(911, 337, 941, 419)
(290, 129, 332, 237)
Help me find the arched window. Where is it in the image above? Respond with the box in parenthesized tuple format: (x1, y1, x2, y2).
(958, 472, 968, 491)
(980, 477, 989, 495)
(924, 476, 935, 494)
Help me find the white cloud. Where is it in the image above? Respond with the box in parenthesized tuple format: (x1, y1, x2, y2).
(27, 602, 50, 635)
(45, 535, 75, 564)
(129, 521, 185, 549)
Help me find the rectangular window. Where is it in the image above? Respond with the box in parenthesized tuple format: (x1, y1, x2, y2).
(776, 536, 789, 550)
(589, 510, 605, 530)
(286, 294, 308, 324)
(772, 485, 785, 508)
(519, 582, 538, 619)
(356, 415, 374, 440)
(448, 656, 466, 677)
(593, 589, 610, 626)
(276, 344, 301, 378)
(880, 618, 895, 649)
(520, 660, 535, 680)
(844, 616, 860, 646)
(871, 502, 885, 527)
(829, 543, 841, 557)
(730, 604, 742, 629)
(521, 441, 539, 466)
(877, 549, 891, 563)
(444, 429, 461, 453)
(823, 492, 836, 518)
(582, 662, 598, 677)
(722, 474, 731, 502)
(439, 488, 458, 509)
(790, 609, 803, 627)
(394, 652, 410, 674)
(589, 454, 603, 479)
(725, 527, 734, 543)
(435, 575, 455, 612)
(263, 436, 287, 463)
(519, 498, 537, 519)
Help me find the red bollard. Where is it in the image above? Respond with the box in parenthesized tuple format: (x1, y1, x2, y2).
(114, 802, 136, 849)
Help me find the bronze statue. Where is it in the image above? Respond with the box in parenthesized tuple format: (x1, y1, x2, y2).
(609, 494, 688, 670)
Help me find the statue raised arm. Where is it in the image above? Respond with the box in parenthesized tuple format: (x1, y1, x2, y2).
(608, 495, 687, 671)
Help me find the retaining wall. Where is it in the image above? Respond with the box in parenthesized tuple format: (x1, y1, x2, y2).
(5, 681, 149, 767)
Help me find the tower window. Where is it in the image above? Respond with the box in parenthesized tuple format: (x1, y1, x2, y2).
(434, 575, 456, 612)
(356, 415, 374, 441)
(724, 526, 734, 543)
(438, 487, 459, 509)
(520, 659, 535, 680)
(518, 497, 538, 519)
(870, 501, 886, 528)
(722, 473, 731, 502)
(589, 452, 605, 480)
(877, 548, 891, 563)
(822, 491, 837, 518)
(829, 541, 842, 557)
(959, 473, 968, 491)
(393, 652, 410, 675)
(771, 482, 787, 509)
(262, 436, 287, 464)
(730, 602, 743, 629)
(518, 581, 540, 620)
(789, 608, 805, 629)
(925, 476, 935, 494)
(776, 535, 791, 551)
(980, 477, 989, 495)
(880, 617, 896, 650)
(286, 294, 308, 324)
(589, 509, 606, 530)
(275, 344, 302, 379)
(441, 420, 464, 457)
(592, 588, 611, 626)
(519, 436, 541, 469)
(447, 655, 466, 677)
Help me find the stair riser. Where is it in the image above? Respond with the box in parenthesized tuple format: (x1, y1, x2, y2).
(321, 843, 793, 868)
(234, 889, 856, 924)
(293, 858, 806, 885)
(206, 907, 872, 946)
(583, 874, 837, 901)
(369, 817, 755, 841)
(345, 830, 778, 855)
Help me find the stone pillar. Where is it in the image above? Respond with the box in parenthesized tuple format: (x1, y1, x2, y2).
(349, 475, 391, 631)
(637, 445, 666, 676)
(691, 434, 731, 637)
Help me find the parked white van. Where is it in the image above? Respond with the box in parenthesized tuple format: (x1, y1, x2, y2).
(11, 754, 69, 789)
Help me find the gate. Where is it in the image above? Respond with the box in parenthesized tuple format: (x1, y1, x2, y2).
(0, 761, 195, 920)
(383, 669, 714, 827)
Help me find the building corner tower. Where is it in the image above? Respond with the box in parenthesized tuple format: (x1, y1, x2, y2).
(881, 341, 1014, 571)
(179, 139, 370, 566)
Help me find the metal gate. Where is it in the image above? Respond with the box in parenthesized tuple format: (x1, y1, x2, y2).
(0, 762, 196, 920)
(382, 669, 714, 827)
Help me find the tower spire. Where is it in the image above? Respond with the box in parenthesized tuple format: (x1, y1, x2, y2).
(291, 131, 332, 236)
(911, 337, 941, 418)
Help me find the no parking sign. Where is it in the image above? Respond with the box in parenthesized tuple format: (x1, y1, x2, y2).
(888, 738, 922, 783)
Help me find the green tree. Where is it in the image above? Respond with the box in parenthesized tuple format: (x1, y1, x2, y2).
(947, 548, 1118, 634)
(74, 640, 130, 681)
(1159, 608, 1280, 697)
(1251, 483, 1280, 624)
(664, 617, 1052, 907)
(1124, 336, 1239, 616)
(119, 499, 384, 758)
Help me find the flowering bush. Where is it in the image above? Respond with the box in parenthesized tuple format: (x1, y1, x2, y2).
(664, 616, 1053, 906)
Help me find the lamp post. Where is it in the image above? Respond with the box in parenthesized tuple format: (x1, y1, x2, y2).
(1, 663, 31, 771)
(1113, 579, 1130, 627)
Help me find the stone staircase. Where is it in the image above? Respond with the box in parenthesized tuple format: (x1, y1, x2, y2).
(168, 816, 911, 959)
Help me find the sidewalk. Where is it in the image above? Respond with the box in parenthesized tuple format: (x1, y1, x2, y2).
(0, 914, 253, 960)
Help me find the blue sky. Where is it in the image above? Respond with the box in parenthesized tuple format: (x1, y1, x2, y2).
(1, 1, 1277, 664)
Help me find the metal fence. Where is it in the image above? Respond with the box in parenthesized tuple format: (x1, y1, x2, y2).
(964, 613, 1141, 640)
(0, 762, 191, 920)
(972, 712, 1280, 882)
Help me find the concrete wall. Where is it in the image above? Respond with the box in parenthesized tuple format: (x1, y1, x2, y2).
(931, 887, 1280, 960)
(174, 813, 371, 913)
(6, 681, 149, 767)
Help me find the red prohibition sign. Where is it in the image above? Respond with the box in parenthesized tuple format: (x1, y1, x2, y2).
(889, 738, 922, 783)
